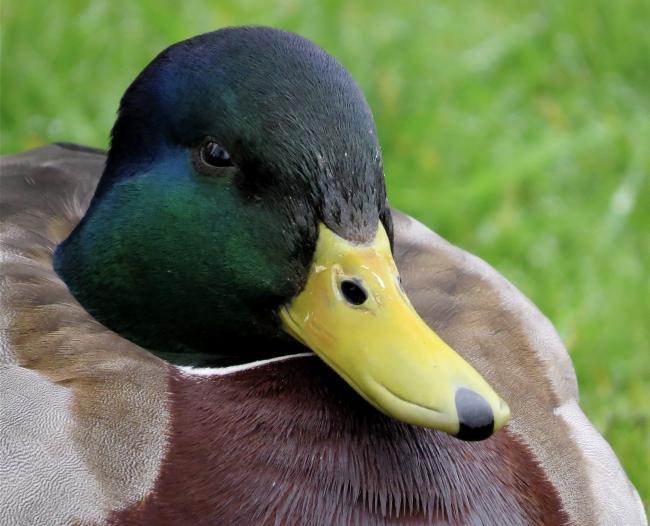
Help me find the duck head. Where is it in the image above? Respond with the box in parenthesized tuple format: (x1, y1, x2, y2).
(55, 27, 509, 440)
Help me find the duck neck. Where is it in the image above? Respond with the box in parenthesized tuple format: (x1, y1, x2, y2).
(53, 173, 303, 366)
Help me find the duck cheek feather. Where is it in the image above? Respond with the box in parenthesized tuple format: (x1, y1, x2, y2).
(108, 358, 568, 525)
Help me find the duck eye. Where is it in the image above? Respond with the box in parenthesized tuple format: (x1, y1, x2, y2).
(200, 140, 232, 167)
(340, 279, 368, 306)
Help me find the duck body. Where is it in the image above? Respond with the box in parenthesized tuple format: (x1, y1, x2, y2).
(1, 145, 644, 525)
(1, 27, 646, 525)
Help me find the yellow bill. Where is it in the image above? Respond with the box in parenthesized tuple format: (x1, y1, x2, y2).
(280, 222, 510, 440)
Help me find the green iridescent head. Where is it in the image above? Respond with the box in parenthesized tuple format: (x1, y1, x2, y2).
(55, 27, 392, 365)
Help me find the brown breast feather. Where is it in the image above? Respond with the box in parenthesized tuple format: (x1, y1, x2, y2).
(109, 357, 567, 526)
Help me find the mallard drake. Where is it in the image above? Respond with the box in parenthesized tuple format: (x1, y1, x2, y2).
(0, 27, 645, 525)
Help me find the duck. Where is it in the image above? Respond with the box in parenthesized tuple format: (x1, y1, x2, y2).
(0, 26, 645, 526)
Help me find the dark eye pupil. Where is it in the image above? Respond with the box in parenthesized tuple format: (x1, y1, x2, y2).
(201, 141, 232, 167)
(341, 279, 368, 306)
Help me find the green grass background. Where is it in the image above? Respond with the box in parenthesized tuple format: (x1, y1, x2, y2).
(2, 0, 648, 510)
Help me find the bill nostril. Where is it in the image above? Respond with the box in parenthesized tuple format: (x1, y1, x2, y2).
(455, 387, 495, 441)
(340, 279, 368, 306)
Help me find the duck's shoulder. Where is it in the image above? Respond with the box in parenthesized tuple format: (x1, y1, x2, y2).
(1, 143, 105, 207)
(0, 145, 170, 525)
(0, 144, 104, 262)
(1, 145, 106, 365)
(392, 210, 646, 526)
(2, 145, 115, 366)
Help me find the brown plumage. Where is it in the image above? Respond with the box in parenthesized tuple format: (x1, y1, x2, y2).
(0, 145, 645, 525)
(109, 361, 567, 525)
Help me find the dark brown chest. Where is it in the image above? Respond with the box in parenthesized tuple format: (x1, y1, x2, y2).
(109, 357, 567, 526)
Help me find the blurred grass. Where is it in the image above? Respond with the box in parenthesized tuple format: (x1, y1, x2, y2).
(1, 0, 648, 510)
